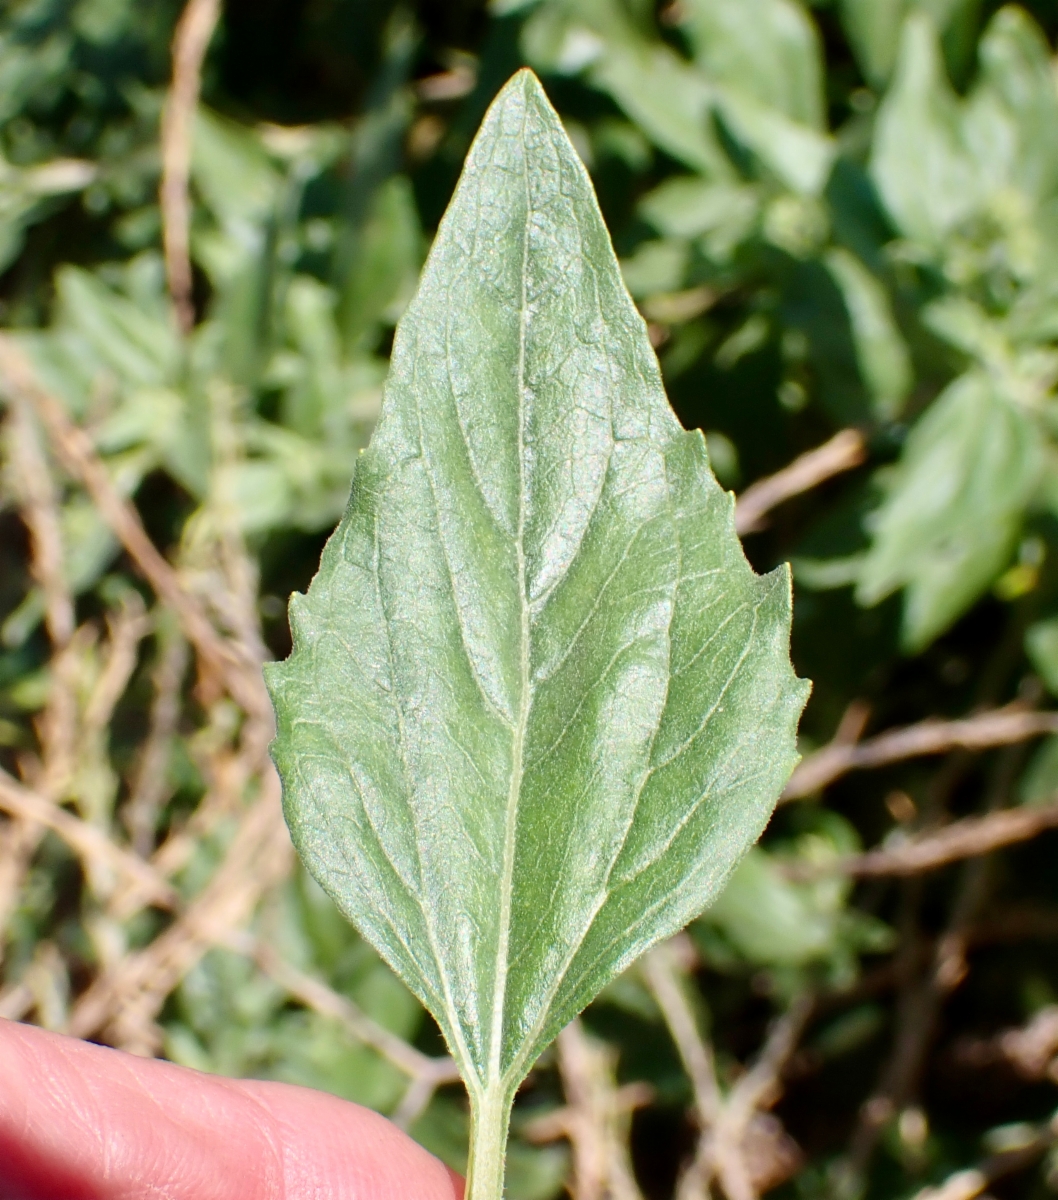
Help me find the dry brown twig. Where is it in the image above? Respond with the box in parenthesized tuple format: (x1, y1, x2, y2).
(998, 1006, 1058, 1082)
(70, 768, 290, 1053)
(21, 940, 70, 1032)
(526, 1017, 652, 1200)
(0, 767, 178, 909)
(0, 31, 306, 1081)
(957, 1005, 1058, 1084)
(0, 397, 78, 964)
(161, 0, 222, 334)
(6, 396, 74, 651)
(783, 704, 1058, 801)
(0, 383, 291, 1045)
(734, 429, 866, 535)
(124, 623, 188, 855)
(224, 930, 462, 1129)
(838, 746, 1027, 1193)
(0, 336, 270, 721)
(0, 982, 33, 1022)
(782, 800, 1058, 882)
(644, 938, 721, 1127)
(643, 938, 807, 1200)
(912, 1112, 1058, 1200)
(80, 598, 151, 753)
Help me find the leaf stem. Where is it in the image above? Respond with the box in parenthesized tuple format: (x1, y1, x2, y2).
(466, 1085, 514, 1200)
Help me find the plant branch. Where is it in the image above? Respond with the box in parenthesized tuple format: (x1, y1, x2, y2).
(161, 0, 221, 333)
(525, 1018, 650, 1200)
(643, 939, 721, 1126)
(783, 705, 1058, 800)
(643, 937, 808, 1200)
(0, 336, 269, 721)
(734, 430, 866, 535)
(912, 1113, 1058, 1200)
(783, 800, 1058, 881)
(68, 773, 290, 1051)
(6, 396, 73, 650)
(124, 623, 188, 856)
(837, 747, 1024, 1193)
(0, 767, 178, 909)
(0, 397, 78, 959)
(228, 930, 461, 1087)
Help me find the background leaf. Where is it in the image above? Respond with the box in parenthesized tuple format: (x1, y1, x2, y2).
(857, 370, 1042, 650)
(870, 12, 979, 249)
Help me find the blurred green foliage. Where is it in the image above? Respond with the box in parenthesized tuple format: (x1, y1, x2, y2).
(4, 1, 1058, 1198)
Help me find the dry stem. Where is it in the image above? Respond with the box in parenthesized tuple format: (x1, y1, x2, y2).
(160, 0, 222, 333)
(0, 768, 177, 909)
(0, 336, 268, 721)
(70, 777, 289, 1052)
(781, 800, 1058, 883)
(734, 430, 866, 535)
(643, 939, 808, 1200)
(227, 930, 461, 1128)
(125, 624, 188, 855)
(526, 1018, 651, 1200)
(784, 705, 1058, 800)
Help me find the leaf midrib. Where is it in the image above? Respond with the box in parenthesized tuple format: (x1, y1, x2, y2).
(485, 91, 534, 1097)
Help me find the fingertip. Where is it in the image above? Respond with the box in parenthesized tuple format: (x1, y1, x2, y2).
(0, 1020, 466, 1200)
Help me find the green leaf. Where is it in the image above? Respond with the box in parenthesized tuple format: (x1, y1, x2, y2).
(192, 108, 281, 236)
(266, 69, 807, 1199)
(1026, 618, 1058, 698)
(857, 371, 1042, 651)
(590, 41, 733, 177)
(662, 0, 835, 195)
(1019, 735, 1058, 805)
(338, 174, 422, 350)
(521, 1, 734, 178)
(824, 247, 912, 419)
(839, 0, 981, 88)
(639, 178, 760, 265)
(838, 0, 909, 87)
(703, 827, 892, 977)
(0, 155, 95, 274)
(964, 6, 1058, 208)
(619, 238, 689, 298)
(714, 88, 835, 197)
(870, 13, 978, 250)
(680, 0, 826, 130)
(53, 266, 179, 389)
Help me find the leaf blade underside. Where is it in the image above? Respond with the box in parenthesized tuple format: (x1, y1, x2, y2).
(265, 68, 809, 1099)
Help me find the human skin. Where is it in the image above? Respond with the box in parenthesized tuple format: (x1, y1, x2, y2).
(0, 1019, 464, 1200)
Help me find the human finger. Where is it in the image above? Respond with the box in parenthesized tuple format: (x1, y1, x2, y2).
(0, 1018, 463, 1200)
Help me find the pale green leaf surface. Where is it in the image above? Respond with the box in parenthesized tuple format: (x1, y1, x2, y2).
(681, 0, 826, 130)
(703, 844, 891, 972)
(1026, 617, 1058, 698)
(870, 14, 978, 249)
(590, 42, 732, 178)
(964, 7, 1058, 208)
(620, 238, 689, 298)
(267, 71, 807, 1107)
(1019, 735, 1058, 805)
(192, 108, 281, 233)
(717, 90, 834, 198)
(858, 370, 1042, 650)
(838, 0, 908, 87)
(521, 0, 734, 178)
(824, 247, 912, 419)
(839, 0, 981, 87)
(639, 178, 760, 245)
